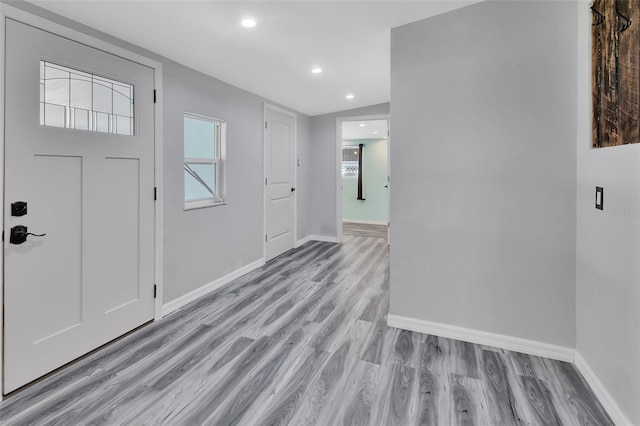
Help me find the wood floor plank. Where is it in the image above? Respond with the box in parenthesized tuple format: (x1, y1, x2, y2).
(207, 326, 315, 425)
(139, 337, 255, 424)
(449, 374, 492, 426)
(410, 368, 439, 425)
(373, 363, 416, 425)
(541, 358, 614, 425)
(335, 361, 381, 426)
(342, 222, 388, 239)
(287, 340, 351, 425)
(479, 349, 523, 425)
(519, 375, 563, 425)
(393, 329, 419, 367)
(243, 347, 329, 426)
(448, 340, 480, 380)
(14, 324, 217, 426)
(360, 318, 388, 365)
(0, 237, 613, 426)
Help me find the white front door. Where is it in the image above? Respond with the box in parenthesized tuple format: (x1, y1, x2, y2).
(3, 19, 156, 393)
(264, 106, 296, 261)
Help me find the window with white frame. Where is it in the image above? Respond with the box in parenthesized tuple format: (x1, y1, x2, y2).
(342, 146, 359, 178)
(184, 113, 226, 209)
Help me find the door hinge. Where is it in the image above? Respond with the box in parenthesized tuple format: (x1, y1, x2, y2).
(265, 121, 268, 129)
(2, 231, 4, 242)
(154, 187, 157, 201)
(154, 284, 157, 298)
(265, 234, 268, 242)
(265, 177, 268, 185)
(153, 90, 157, 104)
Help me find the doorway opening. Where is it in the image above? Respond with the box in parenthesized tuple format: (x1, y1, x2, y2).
(336, 116, 390, 242)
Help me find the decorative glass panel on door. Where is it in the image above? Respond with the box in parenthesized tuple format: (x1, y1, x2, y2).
(40, 61, 134, 135)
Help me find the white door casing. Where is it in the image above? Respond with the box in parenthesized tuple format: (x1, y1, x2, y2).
(264, 105, 296, 261)
(3, 19, 156, 393)
(335, 115, 390, 243)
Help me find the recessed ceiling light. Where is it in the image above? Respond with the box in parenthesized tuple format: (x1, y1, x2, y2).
(373, 131, 379, 134)
(241, 18, 257, 28)
(359, 124, 366, 127)
(312, 68, 322, 74)
(346, 94, 354, 100)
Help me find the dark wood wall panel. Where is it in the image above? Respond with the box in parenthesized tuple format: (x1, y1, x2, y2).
(592, 0, 640, 148)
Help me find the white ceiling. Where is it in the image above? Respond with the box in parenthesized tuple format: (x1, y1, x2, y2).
(30, 0, 477, 116)
(342, 119, 388, 140)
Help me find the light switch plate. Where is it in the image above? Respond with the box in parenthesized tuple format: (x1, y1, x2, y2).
(595, 187, 604, 210)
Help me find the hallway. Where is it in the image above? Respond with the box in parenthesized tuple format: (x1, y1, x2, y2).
(0, 235, 610, 425)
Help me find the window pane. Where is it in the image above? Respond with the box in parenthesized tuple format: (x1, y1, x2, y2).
(95, 112, 109, 133)
(44, 71, 69, 107)
(185, 163, 216, 201)
(40, 61, 134, 136)
(184, 116, 216, 159)
(44, 103, 65, 128)
(70, 77, 92, 111)
(342, 147, 359, 162)
(74, 109, 90, 131)
(116, 116, 132, 135)
(92, 80, 113, 114)
(113, 84, 132, 117)
(342, 162, 359, 178)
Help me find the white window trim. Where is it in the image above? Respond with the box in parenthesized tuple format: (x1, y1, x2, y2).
(183, 113, 226, 210)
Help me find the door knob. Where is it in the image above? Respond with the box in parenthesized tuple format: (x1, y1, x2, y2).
(9, 225, 46, 245)
(291, 187, 296, 192)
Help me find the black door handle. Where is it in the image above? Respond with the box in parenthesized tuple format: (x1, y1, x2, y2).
(291, 187, 296, 192)
(9, 225, 46, 245)
(384, 185, 388, 188)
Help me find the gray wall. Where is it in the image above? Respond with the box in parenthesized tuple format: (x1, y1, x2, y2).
(162, 64, 310, 302)
(8, 1, 313, 304)
(309, 103, 390, 237)
(575, 3, 640, 424)
(389, 1, 577, 347)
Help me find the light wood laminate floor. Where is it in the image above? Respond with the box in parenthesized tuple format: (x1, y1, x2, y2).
(343, 222, 388, 239)
(0, 236, 611, 425)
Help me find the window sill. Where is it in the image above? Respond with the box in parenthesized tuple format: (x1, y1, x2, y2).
(184, 199, 227, 211)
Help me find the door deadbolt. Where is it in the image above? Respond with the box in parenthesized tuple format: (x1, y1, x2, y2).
(11, 201, 27, 217)
(9, 225, 46, 245)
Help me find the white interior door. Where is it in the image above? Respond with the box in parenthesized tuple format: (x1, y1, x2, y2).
(3, 19, 155, 393)
(265, 106, 296, 261)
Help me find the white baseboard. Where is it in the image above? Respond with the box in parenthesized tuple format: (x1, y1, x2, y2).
(301, 234, 338, 244)
(162, 258, 265, 317)
(295, 235, 313, 247)
(295, 234, 338, 246)
(343, 219, 388, 226)
(575, 352, 632, 426)
(387, 314, 574, 362)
